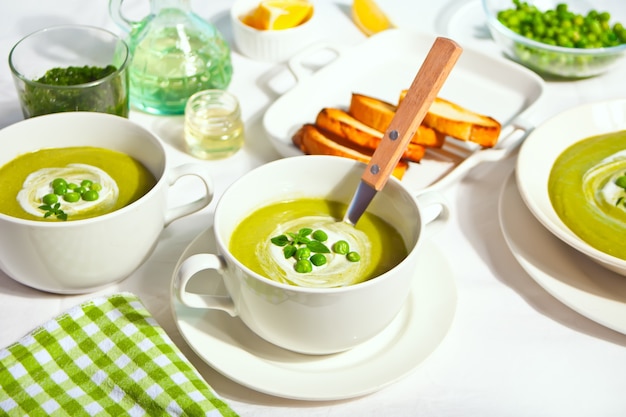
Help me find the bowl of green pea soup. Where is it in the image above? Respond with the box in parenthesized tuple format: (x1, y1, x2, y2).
(0, 112, 214, 294)
(174, 155, 450, 354)
(483, 0, 626, 78)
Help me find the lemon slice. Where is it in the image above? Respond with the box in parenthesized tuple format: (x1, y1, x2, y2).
(245, 0, 313, 31)
(351, 0, 394, 36)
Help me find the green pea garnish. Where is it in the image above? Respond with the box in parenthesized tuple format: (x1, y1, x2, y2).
(616, 175, 626, 189)
(82, 189, 99, 202)
(333, 240, 349, 255)
(310, 253, 327, 266)
(271, 227, 360, 274)
(294, 259, 313, 273)
(53, 184, 67, 195)
(312, 230, 328, 242)
(63, 192, 80, 203)
(38, 177, 103, 220)
(295, 247, 311, 260)
(51, 178, 67, 188)
(42, 193, 58, 205)
(346, 251, 361, 262)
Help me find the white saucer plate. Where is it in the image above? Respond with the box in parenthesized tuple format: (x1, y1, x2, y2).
(499, 172, 626, 335)
(170, 227, 457, 401)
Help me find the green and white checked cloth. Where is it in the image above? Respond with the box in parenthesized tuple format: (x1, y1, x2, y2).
(0, 293, 239, 417)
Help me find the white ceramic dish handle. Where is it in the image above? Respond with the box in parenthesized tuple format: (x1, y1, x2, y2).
(164, 163, 214, 226)
(287, 42, 348, 83)
(423, 116, 535, 192)
(175, 253, 237, 314)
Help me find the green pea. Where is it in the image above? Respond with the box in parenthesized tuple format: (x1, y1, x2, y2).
(497, 0, 626, 50)
(312, 229, 328, 242)
(51, 178, 67, 189)
(333, 240, 349, 255)
(67, 183, 78, 190)
(63, 192, 80, 203)
(615, 175, 626, 189)
(82, 189, 99, 202)
(42, 193, 58, 205)
(310, 253, 327, 266)
(81, 179, 93, 188)
(91, 183, 102, 192)
(295, 247, 311, 260)
(346, 251, 361, 262)
(74, 186, 86, 195)
(294, 259, 313, 273)
(53, 184, 67, 196)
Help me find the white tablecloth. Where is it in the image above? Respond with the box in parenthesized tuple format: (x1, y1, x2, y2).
(1, 1, 625, 416)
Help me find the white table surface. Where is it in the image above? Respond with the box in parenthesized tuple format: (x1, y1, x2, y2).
(1, 1, 626, 416)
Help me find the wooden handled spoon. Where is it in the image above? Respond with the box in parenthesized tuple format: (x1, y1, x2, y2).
(344, 36, 463, 226)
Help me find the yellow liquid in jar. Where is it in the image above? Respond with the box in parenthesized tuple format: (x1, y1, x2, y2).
(184, 106, 244, 160)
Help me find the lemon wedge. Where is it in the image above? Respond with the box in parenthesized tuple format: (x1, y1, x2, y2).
(242, 0, 313, 30)
(351, 0, 394, 36)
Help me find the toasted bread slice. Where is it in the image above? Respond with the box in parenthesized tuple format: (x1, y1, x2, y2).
(315, 108, 426, 163)
(399, 90, 501, 148)
(348, 93, 445, 148)
(292, 124, 407, 179)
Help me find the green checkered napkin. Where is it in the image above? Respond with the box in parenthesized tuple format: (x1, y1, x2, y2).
(0, 293, 238, 417)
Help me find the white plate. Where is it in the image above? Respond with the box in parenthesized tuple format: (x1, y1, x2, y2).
(499, 172, 626, 335)
(516, 99, 626, 275)
(170, 227, 457, 401)
(263, 29, 544, 193)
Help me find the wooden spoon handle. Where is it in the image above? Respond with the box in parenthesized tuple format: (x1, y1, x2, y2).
(361, 37, 463, 190)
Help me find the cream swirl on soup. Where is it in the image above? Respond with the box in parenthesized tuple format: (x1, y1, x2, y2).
(582, 150, 626, 215)
(229, 198, 407, 288)
(17, 164, 118, 218)
(260, 215, 371, 288)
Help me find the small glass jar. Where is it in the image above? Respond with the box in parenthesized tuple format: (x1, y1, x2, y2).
(184, 90, 244, 160)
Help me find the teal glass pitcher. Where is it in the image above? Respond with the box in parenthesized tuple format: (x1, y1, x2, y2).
(109, 0, 233, 115)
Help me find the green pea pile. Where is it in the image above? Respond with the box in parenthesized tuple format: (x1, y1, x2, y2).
(494, 0, 626, 77)
(271, 227, 361, 274)
(39, 177, 102, 221)
(498, 1, 626, 48)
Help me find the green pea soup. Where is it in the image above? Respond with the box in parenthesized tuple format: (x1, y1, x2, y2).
(229, 198, 408, 287)
(0, 146, 156, 221)
(549, 130, 626, 259)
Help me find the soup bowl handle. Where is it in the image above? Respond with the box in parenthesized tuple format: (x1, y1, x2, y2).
(164, 163, 214, 226)
(175, 253, 237, 316)
(416, 191, 449, 239)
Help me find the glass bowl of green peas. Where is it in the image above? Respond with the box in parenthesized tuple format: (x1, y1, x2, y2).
(482, 0, 626, 78)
